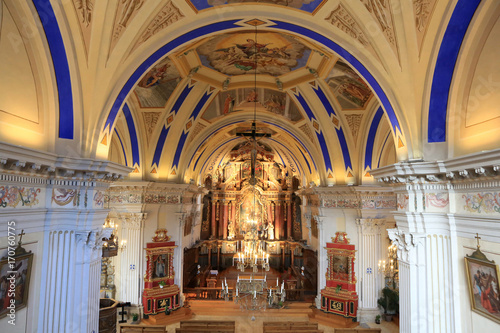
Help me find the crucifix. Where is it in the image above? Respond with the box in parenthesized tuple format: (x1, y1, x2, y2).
(236, 122, 271, 184)
(475, 233, 481, 249)
(18, 229, 26, 246)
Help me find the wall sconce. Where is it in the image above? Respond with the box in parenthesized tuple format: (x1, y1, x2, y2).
(119, 240, 127, 252)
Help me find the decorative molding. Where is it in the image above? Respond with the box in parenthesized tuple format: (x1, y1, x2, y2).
(325, 3, 380, 61)
(355, 218, 385, 233)
(142, 112, 162, 141)
(413, 0, 437, 52)
(298, 124, 315, 144)
(326, 4, 369, 46)
(371, 151, 500, 186)
(344, 114, 363, 144)
(361, 0, 399, 58)
(0, 142, 131, 182)
(110, 0, 145, 52)
(132, 1, 184, 51)
(145, 193, 180, 204)
(71, 0, 94, 56)
(188, 123, 207, 144)
(120, 212, 146, 229)
(387, 228, 425, 264)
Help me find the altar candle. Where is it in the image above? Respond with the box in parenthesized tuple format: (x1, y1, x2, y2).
(269, 289, 271, 297)
(254, 290, 256, 298)
(277, 278, 279, 286)
(237, 275, 239, 282)
(236, 287, 238, 297)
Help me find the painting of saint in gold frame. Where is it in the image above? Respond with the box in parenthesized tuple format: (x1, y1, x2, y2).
(465, 256, 500, 324)
(153, 254, 169, 279)
(0, 252, 33, 318)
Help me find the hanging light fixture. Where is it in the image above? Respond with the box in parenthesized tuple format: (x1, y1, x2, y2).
(223, 22, 285, 311)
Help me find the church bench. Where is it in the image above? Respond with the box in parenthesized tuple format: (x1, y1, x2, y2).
(263, 321, 318, 328)
(179, 320, 235, 332)
(119, 324, 167, 332)
(334, 328, 381, 333)
(264, 330, 323, 333)
(263, 321, 320, 333)
(175, 327, 234, 333)
(180, 320, 235, 327)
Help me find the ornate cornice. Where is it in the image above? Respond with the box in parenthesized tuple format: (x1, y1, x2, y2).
(0, 142, 130, 183)
(371, 149, 500, 186)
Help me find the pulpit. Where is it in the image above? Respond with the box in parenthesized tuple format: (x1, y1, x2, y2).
(142, 229, 181, 315)
(320, 232, 358, 319)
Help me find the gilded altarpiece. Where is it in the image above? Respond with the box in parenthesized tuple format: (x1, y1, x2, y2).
(320, 232, 358, 319)
(142, 229, 180, 315)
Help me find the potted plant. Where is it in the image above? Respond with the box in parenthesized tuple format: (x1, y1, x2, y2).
(335, 284, 342, 294)
(158, 281, 166, 289)
(377, 287, 399, 321)
(131, 313, 139, 324)
(375, 314, 381, 324)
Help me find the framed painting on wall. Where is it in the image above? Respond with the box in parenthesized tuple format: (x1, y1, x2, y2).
(0, 252, 33, 318)
(465, 249, 500, 324)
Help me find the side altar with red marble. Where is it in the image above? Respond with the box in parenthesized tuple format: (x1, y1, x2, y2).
(142, 229, 180, 316)
(320, 232, 358, 319)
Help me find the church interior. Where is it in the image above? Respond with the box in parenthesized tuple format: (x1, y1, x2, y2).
(0, 0, 499, 332)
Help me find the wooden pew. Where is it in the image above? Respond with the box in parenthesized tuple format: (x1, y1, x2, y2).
(334, 328, 381, 333)
(178, 320, 235, 333)
(263, 321, 322, 333)
(119, 324, 167, 333)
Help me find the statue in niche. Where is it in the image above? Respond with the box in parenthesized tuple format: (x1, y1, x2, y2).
(228, 220, 236, 240)
(267, 220, 275, 240)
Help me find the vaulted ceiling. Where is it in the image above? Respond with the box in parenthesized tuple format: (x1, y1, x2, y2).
(1, 0, 498, 186)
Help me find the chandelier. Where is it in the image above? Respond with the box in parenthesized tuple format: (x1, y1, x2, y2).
(236, 219, 270, 273)
(378, 242, 398, 289)
(221, 22, 285, 313)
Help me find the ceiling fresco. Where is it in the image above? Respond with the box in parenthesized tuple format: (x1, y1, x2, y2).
(187, 0, 326, 13)
(326, 60, 373, 110)
(133, 57, 181, 108)
(202, 88, 303, 122)
(196, 32, 311, 76)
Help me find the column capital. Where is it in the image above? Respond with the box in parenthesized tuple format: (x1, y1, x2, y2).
(388, 228, 425, 264)
(355, 218, 385, 233)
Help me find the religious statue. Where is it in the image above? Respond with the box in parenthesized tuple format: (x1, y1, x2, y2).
(228, 220, 236, 240)
(267, 220, 274, 240)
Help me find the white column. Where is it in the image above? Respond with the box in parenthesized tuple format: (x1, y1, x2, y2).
(355, 218, 385, 321)
(38, 228, 109, 333)
(118, 213, 145, 305)
(315, 216, 326, 296)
